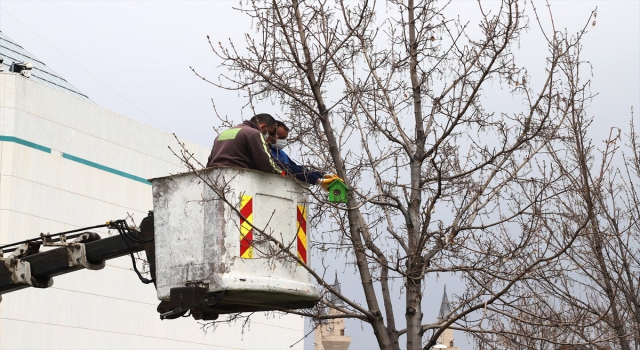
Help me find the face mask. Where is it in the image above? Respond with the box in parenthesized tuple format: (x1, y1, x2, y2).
(275, 139, 288, 150)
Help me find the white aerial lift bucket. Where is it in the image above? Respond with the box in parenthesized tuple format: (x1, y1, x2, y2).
(150, 167, 319, 319)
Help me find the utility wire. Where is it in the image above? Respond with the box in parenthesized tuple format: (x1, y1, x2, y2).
(0, 7, 172, 133)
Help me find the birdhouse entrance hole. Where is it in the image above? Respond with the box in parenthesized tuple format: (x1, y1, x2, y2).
(327, 180, 349, 203)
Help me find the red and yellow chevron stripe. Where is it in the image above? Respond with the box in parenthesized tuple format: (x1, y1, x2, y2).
(296, 205, 307, 264)
(240, 195, 254, 259)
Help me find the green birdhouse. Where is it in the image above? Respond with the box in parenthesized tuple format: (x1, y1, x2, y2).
(327, 180, 349, 203)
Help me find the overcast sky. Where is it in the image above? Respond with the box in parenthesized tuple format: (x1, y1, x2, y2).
(0, 1, 637, 349)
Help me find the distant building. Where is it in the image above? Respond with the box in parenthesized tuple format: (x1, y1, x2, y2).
(314, 272, 351, 350)
(436, 286, 460, 350)
(0, 30, 303, 349)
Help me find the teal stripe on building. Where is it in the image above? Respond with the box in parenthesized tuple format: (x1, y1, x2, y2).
(61, 153, 150, 185)
(0, 135, 51, 153)
(0, 135, 151, 185)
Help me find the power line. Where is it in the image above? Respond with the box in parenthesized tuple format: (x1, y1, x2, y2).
(0, 7, 172, 133)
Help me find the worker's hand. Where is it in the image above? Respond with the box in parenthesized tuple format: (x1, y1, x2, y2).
(318, 174, 344, 190)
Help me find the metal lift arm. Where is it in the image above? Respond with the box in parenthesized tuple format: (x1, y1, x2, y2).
(0, 214, 154, 299)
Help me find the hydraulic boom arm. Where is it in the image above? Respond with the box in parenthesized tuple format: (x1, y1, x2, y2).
(0, 213, 155, 301)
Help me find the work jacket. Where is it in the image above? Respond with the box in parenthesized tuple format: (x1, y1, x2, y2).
(270, 146, 324, 185)
(206, 121, 282, 174)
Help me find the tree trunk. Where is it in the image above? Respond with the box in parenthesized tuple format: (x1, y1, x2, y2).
(289, 1, 393, 348)
(406, 1, 426, 349)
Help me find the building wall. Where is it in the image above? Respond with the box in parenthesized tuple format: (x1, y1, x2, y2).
(0, 73, 304, 349)
(314, 308, 351, 350)
(437, 328, 461, 350)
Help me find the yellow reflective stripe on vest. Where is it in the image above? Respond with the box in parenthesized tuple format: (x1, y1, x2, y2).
(259, 133, 282, 173)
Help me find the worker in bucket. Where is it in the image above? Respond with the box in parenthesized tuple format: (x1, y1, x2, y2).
(206, 113, 282, 174)
(267, 120, 343, 188)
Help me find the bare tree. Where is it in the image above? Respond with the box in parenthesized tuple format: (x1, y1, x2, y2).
(524, 110, 640, 350)
(447, 53, 639, 349)
(187, 1, 607, 349)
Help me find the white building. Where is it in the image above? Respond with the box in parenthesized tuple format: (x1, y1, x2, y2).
(0, 30, 303, 349)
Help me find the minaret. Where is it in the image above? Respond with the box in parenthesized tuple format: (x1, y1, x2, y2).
(437, 286, 460, 350)
(314, 272, 351, 350)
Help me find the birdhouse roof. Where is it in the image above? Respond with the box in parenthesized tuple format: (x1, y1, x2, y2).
(327, 180, 349, 190)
